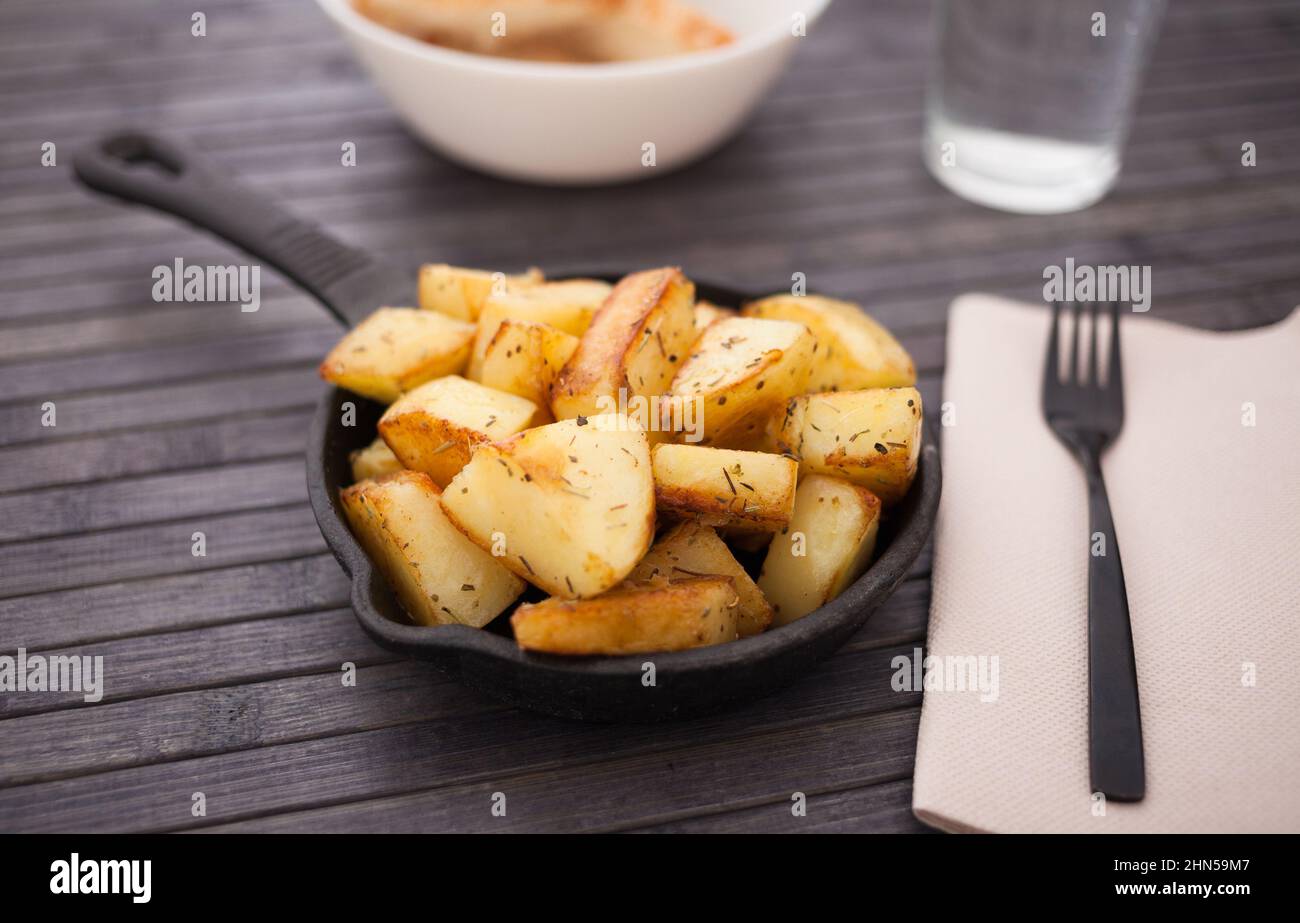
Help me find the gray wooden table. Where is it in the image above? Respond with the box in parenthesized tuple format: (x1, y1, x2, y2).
(1, 0, 1297, 833)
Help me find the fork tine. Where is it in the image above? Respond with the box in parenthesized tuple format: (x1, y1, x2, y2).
(1069, 300, 1082, 384)
(1044, 300, 1061, 390)
(1088, 301, 1100, 387)
(1108, 301, 1123, 396)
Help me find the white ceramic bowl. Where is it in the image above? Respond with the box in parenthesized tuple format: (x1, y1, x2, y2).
(316, 0, 831, 184)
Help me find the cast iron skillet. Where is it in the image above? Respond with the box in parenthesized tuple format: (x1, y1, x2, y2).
(73, 131, 941, 722)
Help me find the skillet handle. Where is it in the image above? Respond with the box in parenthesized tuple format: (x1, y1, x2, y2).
(72, 131, 392, 327)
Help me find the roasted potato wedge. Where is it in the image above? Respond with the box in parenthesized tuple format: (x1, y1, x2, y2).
(378, 375, 537, 488)
(669, 316, 815, 449)
(418, 264, 543, 321)
(440, 413, 655, 598)
(340, 471, 525, 627)
(693, 299, 737, 332)
(651, 443, 797, 533)
(742, 294, 916, 392)
(479, 319, 580, 426)
(468, 279, 610, 380)
(772, 387, 922, 505)
(758, 474, 882, 626)
(629, 521, 772, 637)
(349, 437, 403, 482)
(551, 268, 697, 428)
(511, 576, 739, 655)
(318, 307, 475, 403)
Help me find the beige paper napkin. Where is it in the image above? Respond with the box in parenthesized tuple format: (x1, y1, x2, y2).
(912, 295, 1300, 833)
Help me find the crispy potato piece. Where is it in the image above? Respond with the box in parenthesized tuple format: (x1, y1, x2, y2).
(669, 316, 815, 449)
(772, 387, 922, 505)
(511, 577, 739, 655)
(378, 376, 537, 488)
(551, 268, 697, 427)
(440, 413, 654, 598)
(340, 471, 525, 627)
(651, 443, 796, 533)
(758, 474, 882, 626)
(318, 307, 475, 404)
(479, 319, 580, 426)
(349, 437, 403, 483)
(468, 279, 610, 380)
(693, 299, 737, 333)
(418, 264, 543, 321)
(742, 294, 915, 392)
(629, 522, 772, 637)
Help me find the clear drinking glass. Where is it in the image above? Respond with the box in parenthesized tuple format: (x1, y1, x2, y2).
(924, 0, 1166, 214)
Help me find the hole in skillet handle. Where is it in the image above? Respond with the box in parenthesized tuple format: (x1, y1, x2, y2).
(74, 132, 197, 198)
(101, 133, 185, 175)
(306, 276, 942, 723)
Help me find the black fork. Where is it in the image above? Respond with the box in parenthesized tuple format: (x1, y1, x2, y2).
(1042, 301, 1144, 802)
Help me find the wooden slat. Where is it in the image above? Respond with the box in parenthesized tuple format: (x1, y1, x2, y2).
(0, 458, 307, 542)
(0, 408, 313, 494)
(203, 708, 924, 834)
(0, 662, 500, 787)
(0, 643, 925, 832)
(840, 578, 930, 653)
(0, 298, 331, 363)
(0, 365, 321, 447)
(0, 504, 325, 598)
(0, 607, 390, 720)
(0, 553, 349, 651)
(0, 276, 301, 323)
(0, 325, 337, 400)
(631, 777, 928, 833)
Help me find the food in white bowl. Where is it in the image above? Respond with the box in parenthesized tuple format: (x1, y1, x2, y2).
(315, 0, 832, 183)
(354, 0, 736, 63)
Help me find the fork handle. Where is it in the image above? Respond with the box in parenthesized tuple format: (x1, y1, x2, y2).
(1081, 450, 1146, 801)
